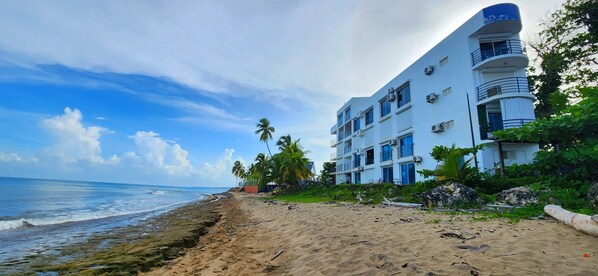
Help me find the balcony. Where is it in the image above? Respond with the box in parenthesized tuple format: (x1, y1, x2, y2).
(336, 162, 352, 173)
(330, 138, 337, 148)
(330, 152, 336, 160)
(330, 124, 337, 135)
(471, 40, 528, 69)
(477, 77, 533, 102)
(344, 146, 352, 154)
(480, 118, 534, 140)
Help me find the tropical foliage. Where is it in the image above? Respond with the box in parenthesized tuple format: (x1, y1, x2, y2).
(419, 144, 483, 184)
(255, 118, 275, 157)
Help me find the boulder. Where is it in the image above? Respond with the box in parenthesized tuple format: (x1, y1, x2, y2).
(495, 186, 539, 206)
(588, 182, 598, 209)
(420, 183, 480, 208)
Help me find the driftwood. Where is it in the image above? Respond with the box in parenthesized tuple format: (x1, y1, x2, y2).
(383, 197, 422, 208)
(271, 249, 284, 260)
(544, 205, 598, 236)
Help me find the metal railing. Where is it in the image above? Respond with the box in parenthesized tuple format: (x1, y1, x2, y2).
(398, 143, 414, 158)
(330, 138, 337, 147)
(330, 152, 336, 160)
(477, 77, 530, 101)
(344, 146, 352, 154)
(471, 39, 526, 66)
(336, 162, 352, 172)
(480, 118, 534, 140)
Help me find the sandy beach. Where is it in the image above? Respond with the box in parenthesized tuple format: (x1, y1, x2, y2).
(144, 192, 597, 275)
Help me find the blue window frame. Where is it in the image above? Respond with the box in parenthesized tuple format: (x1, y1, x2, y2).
(353, 153, 361, 168)
(399, 135, 414, 157)
(380, 98, 391, 117)
(365, 108, 374, 125)
(397, 83, 411, 108)
(353, 118, 360, 132)
(381, 145, 393, 161)
(337, 113, 343, 125)
(354, 172, 361, 184)
(382, 167, 393, 183)
(345, 108, 351, 121)
(401, 163, 416, 184)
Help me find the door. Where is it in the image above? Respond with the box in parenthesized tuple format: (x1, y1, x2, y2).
(488, 112, 503, 131)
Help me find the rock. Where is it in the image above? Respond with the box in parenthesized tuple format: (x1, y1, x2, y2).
(420, 183, 481, 208)
(495, 186, 539, 206)
(588, 182, 598, 209)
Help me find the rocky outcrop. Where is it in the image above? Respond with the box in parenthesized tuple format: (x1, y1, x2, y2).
(420, 183, 480, 208)
(589, 182, 598, 209)
(495, 186, 539, 206)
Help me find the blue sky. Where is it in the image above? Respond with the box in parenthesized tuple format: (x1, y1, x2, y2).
(0, 0, 564, 186)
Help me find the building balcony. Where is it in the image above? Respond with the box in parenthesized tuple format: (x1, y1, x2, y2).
(330, 124, 337, 135)
(330, 138, 337, 148)
(477, 77, 533, 103)
(471, 40, 528, 69)
(336, 162, 352, 173)
(330, 152, 336, 160)
(344, 146, 352, 154)
(480, 118, 534, 140)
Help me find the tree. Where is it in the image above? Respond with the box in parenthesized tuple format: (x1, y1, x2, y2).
(255, 118, 275, 157)
(528, 0, 597, 118)
(231, 160, 245, 186)
(494, 86, 598, 182)
(319, 161, 336, 185)
(419, 144, 483, 184)
(278, 139, 314, 191)
(276, 134, 293, 151)
(253, 153, 271, 188)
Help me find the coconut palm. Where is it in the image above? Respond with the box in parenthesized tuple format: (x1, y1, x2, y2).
(255, 118, 275, 157)
(278, 139, 314, 191)
(254, 153, 271, 188)
(231, 160, 245, 186)
(276, 134, 293, 151)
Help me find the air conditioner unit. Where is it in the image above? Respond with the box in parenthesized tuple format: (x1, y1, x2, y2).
(487, 85, 502, 97)
(359, 111, 366, 118)
(426, 93, 438, 103)
(387, 93, 396, 102)
(357, 166, 364, 171)
(431, 122, 445, 133)
(355, 148, 361, 154)
(389, 139, 398, 146)
(413, 156, 423, 163)
(424, 65, 435, 76)
(358, 129, 364, 136)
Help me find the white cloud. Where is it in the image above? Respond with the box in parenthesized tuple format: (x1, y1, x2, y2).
(199, 148, 235, 179)
(40, 107, 107, 163)
(0, 152, 38, 163)
(129, 131, 194, 176)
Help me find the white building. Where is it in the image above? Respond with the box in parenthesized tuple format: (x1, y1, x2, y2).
(330, 3, 538, 185)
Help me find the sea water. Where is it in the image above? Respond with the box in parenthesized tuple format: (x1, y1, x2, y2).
(0, 176, 229, 267)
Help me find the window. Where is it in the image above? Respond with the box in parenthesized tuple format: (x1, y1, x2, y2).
(382, 167, 393, 183)
(480, 41, 508, 61)
(337, 113, 344, 125)
(365, 108, 374, 126)
(381, 144, 392, 162)
(353, 153, 361, 168)
(380, 97, 391, 117)
(401, 163, 416, 184)
(354, 172, 361, 184)
(365, 148, 374, 165)
(396, 83, 411, 108)
(345, 108, 351, 120)
(399, 135, 413, 157)
(353, 118, 360, 132)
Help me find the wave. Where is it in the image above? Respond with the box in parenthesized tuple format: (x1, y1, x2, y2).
(149, 190, 167, 195)
(0, 198, 202, 231)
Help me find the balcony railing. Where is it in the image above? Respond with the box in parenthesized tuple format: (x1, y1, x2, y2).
(480, 118, 534, 140)
(471, 40, 526, 66)
(398, 143, 414, 158)
(336, 162, 352, 172)
(330, 152, 336, 160)
(477, 77, 530, 102)
(330, 138, 337, 147)
(344, 146, 352, 154)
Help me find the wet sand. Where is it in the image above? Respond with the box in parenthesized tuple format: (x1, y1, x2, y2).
(144, 192, 598, 275)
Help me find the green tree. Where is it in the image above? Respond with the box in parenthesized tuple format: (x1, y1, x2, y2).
(319, 161, 336, 185)
(276, 134, 293, 151)
(277, 139, 314, 191)
(253, 153, 272, 188)
(529, 0, 597, 118)
(255, 118, 275, 157)
(231, 160, 245, 186)
(419, 144, 483, 184)
(494, 86, 598, 182)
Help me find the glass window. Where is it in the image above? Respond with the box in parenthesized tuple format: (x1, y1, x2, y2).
(381, 144, 392, 161)
(365, 108, 374, 125)
(353, 118, 360, 132)
(397, 83, 411, 108)
(401, 163, 416, 184)
(353, 153, 361, 168)
(399, 135, 414, 157)
(380, 98, 391, 117)
(337, 113, 343, 125)
(365, 148, 374, 165)
(354, 172, 361, 184)
(382, 167, 393, 183)
(345, 108, 351, 120)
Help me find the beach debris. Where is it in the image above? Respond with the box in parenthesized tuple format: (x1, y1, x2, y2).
(383, 197, 423, 208)
(544, 205, 598, 236)
(419, 183, 481, 208)
(350, 240, 369, 245)
(271, 249, 284, 260)
(589, 182, 598, 209)
(495, 186, 539, 206)
(456, 244, 490, 252)
(440, 231, 478, 241)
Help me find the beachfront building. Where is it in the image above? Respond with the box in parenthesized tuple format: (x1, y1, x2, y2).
(330, 3, 538, 185)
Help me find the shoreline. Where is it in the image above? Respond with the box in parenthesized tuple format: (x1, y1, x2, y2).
(146, 192, 597, 275)
(5, 193, 228, 275)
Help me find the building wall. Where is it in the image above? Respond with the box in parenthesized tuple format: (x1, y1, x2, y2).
(330, 3, 538, 184)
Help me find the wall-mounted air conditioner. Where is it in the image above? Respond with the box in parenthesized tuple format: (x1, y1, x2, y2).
(389, 139, 398, 146)
(487, 85, 502, 97)
(359, 111, 365, 118)
(358, 129, 364, 136)
(426, 93, 438, 103)
(355, 148, 361, 154)
(387, 93, 396, 102)
(424, 65, 435, 76)
(431, 122, 445, 133)
(357, 166, 364, 171)
(413, 156, 423, 163)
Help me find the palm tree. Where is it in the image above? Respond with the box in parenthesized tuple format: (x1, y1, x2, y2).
(276, 134, 293, 151)
(254, 153, 271, 188)
(231, 160, 245, 186)
(255, 118, 275, 157)
(278, 139, 314, 191)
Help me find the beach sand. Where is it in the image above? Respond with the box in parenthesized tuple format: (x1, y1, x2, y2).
(144, 192, 598, 275)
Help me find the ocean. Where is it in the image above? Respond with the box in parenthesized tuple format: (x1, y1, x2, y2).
(0, 176, 229, 267)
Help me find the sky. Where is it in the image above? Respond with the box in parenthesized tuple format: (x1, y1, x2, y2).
(0, 0, 566, 187)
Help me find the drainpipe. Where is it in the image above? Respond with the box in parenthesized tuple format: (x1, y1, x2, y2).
(466, 93, 479, 169)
